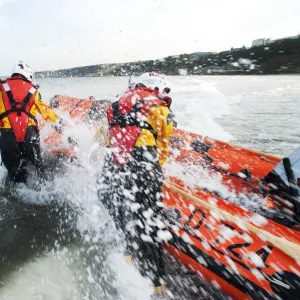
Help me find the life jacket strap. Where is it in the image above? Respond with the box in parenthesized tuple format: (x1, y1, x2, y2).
(0, 82, 38, 125)
(109, 99, 158, 139)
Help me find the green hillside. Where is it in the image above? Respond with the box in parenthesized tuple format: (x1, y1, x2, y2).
(36, 37, 300, 78)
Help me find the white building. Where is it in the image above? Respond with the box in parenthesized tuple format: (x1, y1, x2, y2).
(252, 38, 272, 47)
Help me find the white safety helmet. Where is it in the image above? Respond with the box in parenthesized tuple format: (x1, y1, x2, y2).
(12, 61, 35, 82)
(134, 72, 170, 92)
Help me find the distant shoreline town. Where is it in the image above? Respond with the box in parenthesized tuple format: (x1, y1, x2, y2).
(36, 35, 300, 78)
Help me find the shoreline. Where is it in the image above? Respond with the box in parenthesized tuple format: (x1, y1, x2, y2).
(35, 36, 300, 79)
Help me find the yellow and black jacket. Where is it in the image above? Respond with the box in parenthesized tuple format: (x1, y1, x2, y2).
(106, 87, 173, 166)
(0, 76, 59, 141)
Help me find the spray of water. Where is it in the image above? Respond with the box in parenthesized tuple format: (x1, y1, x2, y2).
(0, 77, 241, 299)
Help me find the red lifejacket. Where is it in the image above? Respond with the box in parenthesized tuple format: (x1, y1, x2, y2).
(107, 87, 171, 166)
(0, 77, 38, 142)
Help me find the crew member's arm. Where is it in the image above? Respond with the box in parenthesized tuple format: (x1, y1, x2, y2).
(34, 92, 60, 123)
(148, 106, 174, 166)
(103, 118, 111, 147)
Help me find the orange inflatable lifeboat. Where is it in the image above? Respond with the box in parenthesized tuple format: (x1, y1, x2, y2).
(41, 95, 110, 159)
(43, 95, 300, 300)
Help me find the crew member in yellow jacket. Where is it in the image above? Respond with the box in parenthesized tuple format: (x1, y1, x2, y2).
(98, 72, 173, 294)
(0, 61, 63, 184)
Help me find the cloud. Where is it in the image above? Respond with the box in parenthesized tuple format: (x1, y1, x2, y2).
(0, 0, 299, 74)
(0, 0, 13, 6)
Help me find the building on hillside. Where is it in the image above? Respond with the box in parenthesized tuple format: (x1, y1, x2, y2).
(252, 38, 272, 47)
(252, 34, 300, 47)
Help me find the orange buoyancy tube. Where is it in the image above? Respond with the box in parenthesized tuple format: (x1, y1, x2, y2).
(0, 78, 38, 142)
(107, 87, 170, 166)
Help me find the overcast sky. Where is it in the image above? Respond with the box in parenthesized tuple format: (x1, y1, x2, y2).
(0, 0, 299, 74)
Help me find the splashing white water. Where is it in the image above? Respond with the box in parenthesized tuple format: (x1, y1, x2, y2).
(171, 77, 235, 140)
(0, 75, 298, 299)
